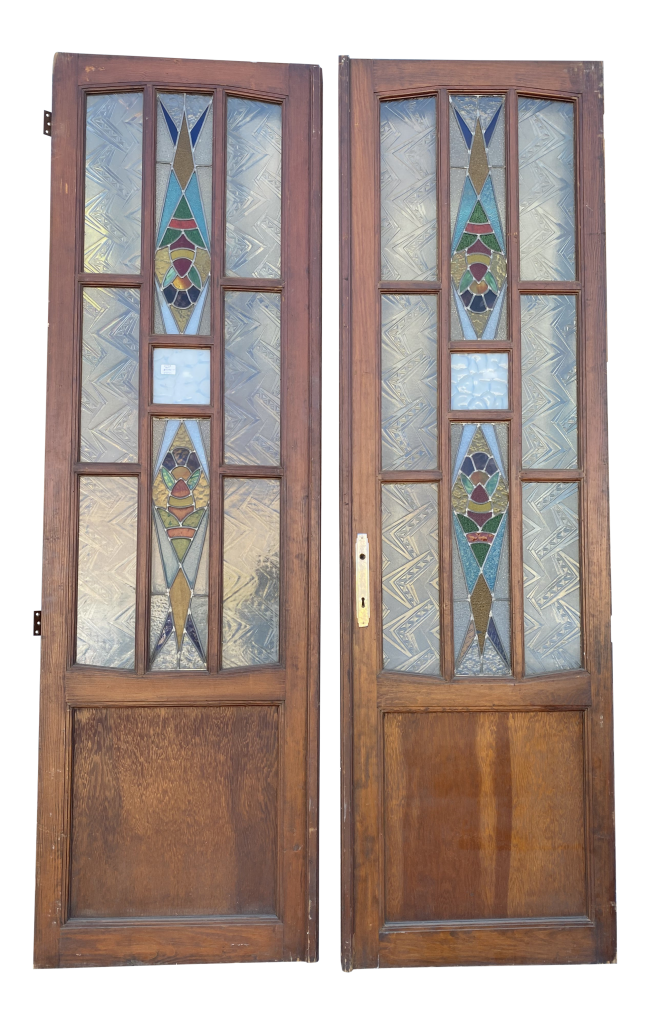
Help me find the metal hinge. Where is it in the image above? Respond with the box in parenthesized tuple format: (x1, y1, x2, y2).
(43, 111, 52, 136)
(34, 611, 42, 636)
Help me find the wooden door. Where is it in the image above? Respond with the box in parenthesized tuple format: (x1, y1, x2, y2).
(340, 58, 614, 968)
(35, 53, 321, 968)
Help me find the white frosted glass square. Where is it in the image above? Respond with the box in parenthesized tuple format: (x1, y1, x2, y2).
(451, 353, 508, 410)
(153, 348, 210, 404)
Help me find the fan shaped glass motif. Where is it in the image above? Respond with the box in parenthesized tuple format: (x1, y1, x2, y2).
(150, 419, 210, 670)
(452, 423, 510, 675)
(450, 96, 507, 341)
(154, 94, 212, 335)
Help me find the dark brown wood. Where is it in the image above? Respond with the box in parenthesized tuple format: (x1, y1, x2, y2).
(35, 52, 321, 968)
(340, 58, 615, 969)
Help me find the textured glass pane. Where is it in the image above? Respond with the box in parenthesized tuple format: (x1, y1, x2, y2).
(519, 99, 575, 280)
(382, 484, 439, 674)
(222, 478, 280, 668)
(522, 295, 577, 468)
(381, 293, 437, 470)
(153, 348, 210, 405)
(523, 482, 581, 674)
(452, 423, 510, 675)
(226, 99, 282, 278)
(450, 96, 507, 341)
(154, 94, 212, 335)
(77, 476, 137, 669)
(224, 292, 281, 465)
(150, 419, 210, 670)
(84, 93, 142, 273)
(80, 288, 139, 463)
(380, 98, 437, 281)
(451, 352, 508, 411)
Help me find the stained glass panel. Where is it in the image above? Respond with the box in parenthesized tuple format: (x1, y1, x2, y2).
(84, 93, 142, 274)
(150, 418, 210, 670)
(523, 482, 581, 674)
(80, 288, 139, 463)
(152, 348, 210, 405)
(519, 99, 576, 281)
(381, 293, 437, 470)
(382, 483, 440, 674)
(222, 478, 280, 668)
(452, 423, 510, 675)
(224, 291, 281, 465)
(521, 294, 577, 468)
(380, 98, 437, 281)
(451, 352, 509, 411)
(77, 476, 137, 669)
(226, 99, 282, 279)
(450, 96, 507, 341)
(154, 94, 213, 336)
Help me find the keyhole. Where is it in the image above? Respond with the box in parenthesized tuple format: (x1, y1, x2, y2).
(359, 553, 366, 560)
(361, 597, 365, 607)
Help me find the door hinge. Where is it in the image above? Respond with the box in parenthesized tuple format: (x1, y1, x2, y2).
(43, 110, 52, 136)
(34, 610, 42, 636)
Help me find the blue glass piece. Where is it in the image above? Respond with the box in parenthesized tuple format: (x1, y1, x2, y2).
(184, 172, 210, 247)
(469, 295, 487, 313)
(184, 284, 209, 336)
(451, 176, 479, 252)
(478, 176, 505, 250)
(482, 510, 508, 591)
(452, 424, 478, 481)
(160, 102, 179, 145)
(482, 283, 506, 341)
(484, 105, 502, 147)
(152, 611, 174, 661)
(184, 420, 210, 479)
(154, 419, 181, 476)
(153, 348, 210, 405)
(185, 612, 205, 659)
(485, 458, 498, 476)
(480, 424, 506, 477)
(454, 106, 473, 149)
(156, 170, 183, 247)
(182, 503, 209, 587)
(487, 616, 508, 665)
(461, 456, 474, 477)
(453, 513, 481, 593)
(190, 104, 209, 147)
(485, 291, 497, 309)
(473, 452, 489, 470)
(453, 288, 477, 340)
(153, 509, 180, 587)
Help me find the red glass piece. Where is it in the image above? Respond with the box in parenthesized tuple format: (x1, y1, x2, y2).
(469, 263, 488, 281)
(171, 480, 191, 498)
(470, 484, 489, 504)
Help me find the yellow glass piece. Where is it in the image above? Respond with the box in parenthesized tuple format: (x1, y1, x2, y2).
(173, 117, 194, 190)
(468, 425, 489, 456)
(155, 247, 172, 284)
(169, 568, 191, 648)
(194, 247, 210, 280)
(170, 247, 194, 263)
(491, 476, 509, 514)
(173, 276, 191, 290)
(468, 499, 492, 512)
(470, 573, 492, 651)
(192, 472, 209, 508)
(452, 477, 468, 514)
(468, 120, 489, 194)
(172, 423, 192, 449)
(152, 472, 168, 507)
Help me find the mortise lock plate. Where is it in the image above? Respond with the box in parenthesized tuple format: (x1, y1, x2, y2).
(355, 533, 370, 627)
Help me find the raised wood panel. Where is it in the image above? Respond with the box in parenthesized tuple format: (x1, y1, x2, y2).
(383, 711, 586, 923)
(69, 706, 279, 918)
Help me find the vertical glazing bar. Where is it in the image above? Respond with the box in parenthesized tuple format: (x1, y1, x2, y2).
(211, 87, 225, 673)
(438, 88, 453, 679)
(507, 88, 524, 680)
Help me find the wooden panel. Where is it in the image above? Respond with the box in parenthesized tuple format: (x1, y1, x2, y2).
(70, 706, 279, 918)
(383, 711, 586, 923)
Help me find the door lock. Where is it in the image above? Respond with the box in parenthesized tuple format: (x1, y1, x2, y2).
(355, 533, 370, 627)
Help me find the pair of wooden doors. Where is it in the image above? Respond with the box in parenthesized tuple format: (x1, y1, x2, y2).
(35, 53, 614, 970)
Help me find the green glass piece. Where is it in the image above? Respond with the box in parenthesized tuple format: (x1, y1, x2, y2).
(485, 472, 500, 495)
(161, 466, 175, 490)
(187, 468, 202, 491)
(461, 473, 474, 494)
(163, 267, 177, 287)
(173, 195, 193, 220)
(482, 233, 502, 252)
(457, 514, 477, 534)
(456, 232, 478, 252)
(160, 228, 181, 247)
(188, 266, 201, 288)
(181, 507, 205, 529)
(185, 229, 206, 248)
(157, 507, 180, 528)
(482, 514, 503, 534)
(172, 538, 191, 560)
(459, 270, 473, 292)
(484, 270, 498, 292)
(469, 201, 488, 224)
(471, 542, 490, 566)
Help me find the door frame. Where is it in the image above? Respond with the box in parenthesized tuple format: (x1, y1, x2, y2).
(339, 56, 615, 969)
